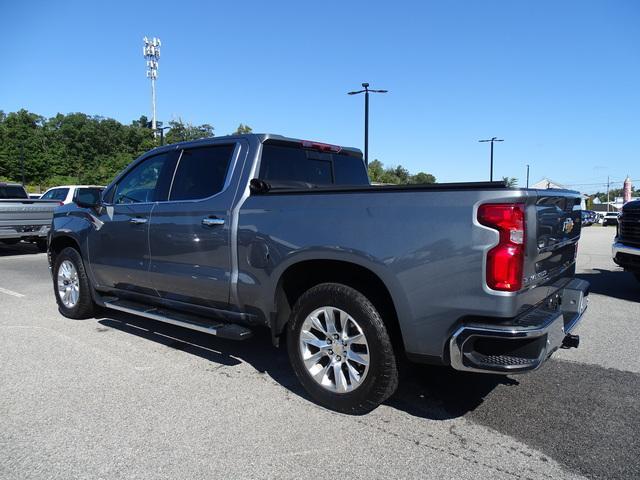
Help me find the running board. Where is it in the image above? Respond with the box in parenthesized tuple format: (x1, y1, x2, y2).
(103, 299, 253, 341)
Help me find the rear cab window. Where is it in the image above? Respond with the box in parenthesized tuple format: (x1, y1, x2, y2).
(0, 185, 28, 199)
(259, 141, 369, 186)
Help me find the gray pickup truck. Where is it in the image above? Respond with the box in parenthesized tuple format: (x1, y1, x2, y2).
(613, 199, 640, 283)
(48, 134, 588, 413)
(1, 182, 59, 251)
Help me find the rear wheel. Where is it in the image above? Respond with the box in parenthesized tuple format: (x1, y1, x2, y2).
(287, 283, 399, 414)
(53, 247, 95, 319)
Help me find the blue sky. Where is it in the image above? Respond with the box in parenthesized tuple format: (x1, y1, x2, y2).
(1, 0, 638, 192)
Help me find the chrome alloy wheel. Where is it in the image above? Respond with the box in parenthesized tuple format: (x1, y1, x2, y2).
(299, 306, 370, 393)
(57, 260, 80, 308)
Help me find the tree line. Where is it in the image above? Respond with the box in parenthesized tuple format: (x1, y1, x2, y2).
(0, 109, 436, 191)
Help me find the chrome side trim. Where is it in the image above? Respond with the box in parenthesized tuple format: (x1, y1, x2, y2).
(612, 241, 640, 257)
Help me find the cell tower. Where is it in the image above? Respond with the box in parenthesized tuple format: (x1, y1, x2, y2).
(143, 36, 161, 131)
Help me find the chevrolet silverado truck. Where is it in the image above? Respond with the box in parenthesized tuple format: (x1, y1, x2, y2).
(0, 182, 59, 251)
(48, 134, 589, 413)
(613, 199, 640, 284)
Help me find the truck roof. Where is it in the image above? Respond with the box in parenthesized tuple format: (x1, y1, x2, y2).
(149, 133, 363, 158)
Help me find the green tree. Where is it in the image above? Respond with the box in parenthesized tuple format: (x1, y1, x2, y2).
(502, 176, 518, 187)
(367, 159, 436, 185)
(165, 118, 214, 144)
(409, 172, 437, 184)
(232, 123, 253, 135)
(0, 109, 212, 189)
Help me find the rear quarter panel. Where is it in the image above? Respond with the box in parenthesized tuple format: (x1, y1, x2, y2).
(237, 188, 546, 359)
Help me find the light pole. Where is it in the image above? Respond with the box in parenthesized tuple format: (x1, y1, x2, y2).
(143, 37, 161, 132)
(526, 164, 530, 188)
(155, 125, 170, 145)
(348, 83, 387, 166)
(478, 137, 504, 182)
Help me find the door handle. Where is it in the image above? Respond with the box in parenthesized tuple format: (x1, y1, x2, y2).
(202, 217, 225, 227)
(129, 217, 148, 225)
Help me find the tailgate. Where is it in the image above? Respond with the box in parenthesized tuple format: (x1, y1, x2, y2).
(525, 190, 581, 287)
(0, 200, 58, 226)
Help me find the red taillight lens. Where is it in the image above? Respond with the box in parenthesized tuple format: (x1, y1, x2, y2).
(301, 140, 342, 153)
(478, 203, 525, 292)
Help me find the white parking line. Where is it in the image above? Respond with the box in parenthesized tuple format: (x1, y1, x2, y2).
(0, 286, 25, 298)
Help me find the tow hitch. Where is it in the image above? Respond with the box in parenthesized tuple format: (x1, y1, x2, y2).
(561, 333, 580, 349)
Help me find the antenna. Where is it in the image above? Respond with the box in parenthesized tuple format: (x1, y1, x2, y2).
(143, 36, 161, 132)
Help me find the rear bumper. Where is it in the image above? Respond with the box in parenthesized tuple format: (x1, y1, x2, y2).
(0, 224, 50, 240)
(449, 278, 589, 374)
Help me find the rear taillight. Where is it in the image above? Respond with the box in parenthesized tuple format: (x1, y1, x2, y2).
(478, 203, 525, 292)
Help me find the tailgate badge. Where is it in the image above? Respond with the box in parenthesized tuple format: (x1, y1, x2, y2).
(562, 218, 575, 234)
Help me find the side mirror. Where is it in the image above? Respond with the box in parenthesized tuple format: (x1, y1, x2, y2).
(74, 188, 103, 208)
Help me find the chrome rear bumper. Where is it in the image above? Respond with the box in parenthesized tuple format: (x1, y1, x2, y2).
(449, 278, 589, 374)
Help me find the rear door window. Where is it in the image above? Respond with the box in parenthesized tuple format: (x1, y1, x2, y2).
(169, 145, 234, 201)
(42, 188, 69, 201)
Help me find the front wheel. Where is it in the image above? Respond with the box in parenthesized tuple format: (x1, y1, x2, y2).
(287, 283, 399, 414)
(52, 247, 96, 319)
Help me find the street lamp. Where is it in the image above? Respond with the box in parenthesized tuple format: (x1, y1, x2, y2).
(478, 137, 504, 182)
(348, 83, 387, 166)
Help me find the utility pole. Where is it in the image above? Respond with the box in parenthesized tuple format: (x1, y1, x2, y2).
(526, 164, 530, 188)
(478, 137, 504, 181)
(606, 176, 610, 212)
(143, 37, 161, 132)
(348, 83, 388, 166)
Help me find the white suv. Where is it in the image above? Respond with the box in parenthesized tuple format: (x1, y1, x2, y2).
(40, 185, 104, 205)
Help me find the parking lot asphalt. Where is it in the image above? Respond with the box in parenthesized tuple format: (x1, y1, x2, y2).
(0, 226, 638, 480)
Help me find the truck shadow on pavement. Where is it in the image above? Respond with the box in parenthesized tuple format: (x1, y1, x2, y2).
(97, 310, 510, 420)
(97, 310, 638, 480)
(576, 268, 639, 302)
(0, 242, 42, 257)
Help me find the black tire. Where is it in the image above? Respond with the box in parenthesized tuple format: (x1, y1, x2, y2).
(286, 283, 399, 414)
(52, 247, 95, 319)
(36, 239, 47, 252)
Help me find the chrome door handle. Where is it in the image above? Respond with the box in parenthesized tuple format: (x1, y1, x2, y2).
(202, 217, 225, 227)
(129, 217, 148, 225)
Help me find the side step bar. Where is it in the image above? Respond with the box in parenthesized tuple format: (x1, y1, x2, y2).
(103, 299, 253, 341)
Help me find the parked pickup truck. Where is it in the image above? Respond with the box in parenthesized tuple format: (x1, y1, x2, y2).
(48, 134, 589, 413)
(613, 199, 640, 284)
(1, 182, 60, 251)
